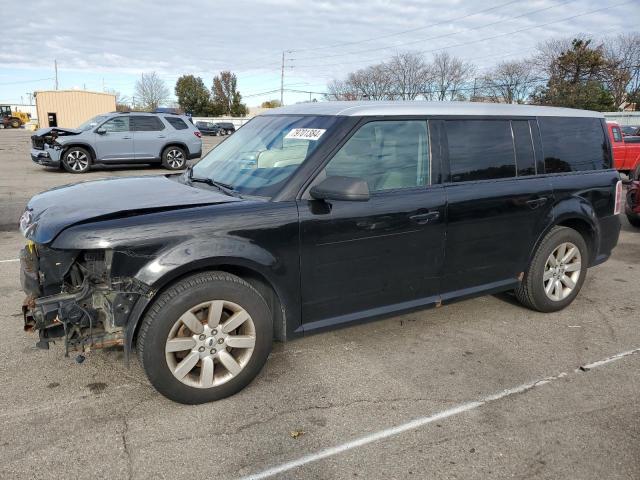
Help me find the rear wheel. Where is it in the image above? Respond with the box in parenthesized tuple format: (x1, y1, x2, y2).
(515, 226, 588, 312)
(627, 213, 640, 228)
(10, 118, 21, 128)
(61, 147, 91, 173)
(137, 271, 272, 404)
(162, 146, 186, 170)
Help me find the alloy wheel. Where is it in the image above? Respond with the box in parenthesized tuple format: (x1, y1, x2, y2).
(166, 149, 185, 168)
(165, 300, 256, 388)
(543, 241, 581, 301)
(66, 150, 89, 171)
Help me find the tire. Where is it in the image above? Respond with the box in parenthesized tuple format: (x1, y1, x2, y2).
(61, 146, 91, 173)
(515, 226, 588, 313)
(161, 146, 187, 170)
(10, 118, 21, 128)
(627, 213, 640, 228)
(137, 271, 272, 404)
(630, 164, 640, 181)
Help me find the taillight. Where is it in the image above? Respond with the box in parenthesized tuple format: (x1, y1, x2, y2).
(194, 131, 202, 138)
(614, 180, 622, 215)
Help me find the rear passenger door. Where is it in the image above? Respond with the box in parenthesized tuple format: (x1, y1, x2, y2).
(132, 115, 166, 160)
(441, 119, 553, 299)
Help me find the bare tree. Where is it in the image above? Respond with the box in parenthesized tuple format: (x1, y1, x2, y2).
(106, 89, 131, 111)
(134, 72, 170, 111)
(603, 33, 640, 108)
(480, 60, 537, 104)
(348, 64, 394, 100)
(431, 52, 475, 101)
(385, 52, 432, 100)
(325, 79, 360, 101)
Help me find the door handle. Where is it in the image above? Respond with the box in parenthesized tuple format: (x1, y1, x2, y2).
(526, 196, 548, 209)
(409, 211, 440, 224)
(122, 136, 132, 139)
(157, 135, 166, 138)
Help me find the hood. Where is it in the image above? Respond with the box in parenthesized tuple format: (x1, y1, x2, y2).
(32, 127, 82, 138)
(21, 175, 241, 244)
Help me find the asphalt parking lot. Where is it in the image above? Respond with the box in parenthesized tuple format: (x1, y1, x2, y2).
(0, 128, 639, 479)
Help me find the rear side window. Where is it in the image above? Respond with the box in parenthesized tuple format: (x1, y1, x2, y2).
(612, 127, 622, 142)
(512, 121, 536, 176)
(131, 116, 165, 131)
(539, 117, 609, 172)
(166, 117, 189, 130)
(446, 120, 515, 182)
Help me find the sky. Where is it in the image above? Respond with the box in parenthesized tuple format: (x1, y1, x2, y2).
(1, 0, 638, 108)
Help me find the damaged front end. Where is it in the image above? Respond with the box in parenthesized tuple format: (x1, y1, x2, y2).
(30, 128, 79, 167)
(21, 242, 151, 356)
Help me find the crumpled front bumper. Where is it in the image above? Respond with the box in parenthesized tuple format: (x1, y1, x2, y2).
(30, 146, 61, 167)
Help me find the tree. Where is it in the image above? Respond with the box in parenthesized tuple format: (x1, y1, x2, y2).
(348, 64, 394, 100)
(106, 89, 131, 112)
(386, 52, 432, 100)
(480, 60, 537, 104)
(603, 33, 640, 109)
(175, 75, 213, 116)
(533, 39, 615, 111)
(325, 79, 360, 101)
(260, 99, 282, 108)
(431, 52, 475, 101)
(134, 72, 170, 111)
(212, 71, 247, 116)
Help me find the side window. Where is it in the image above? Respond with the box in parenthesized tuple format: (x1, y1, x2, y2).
(101, 117, 129, 132)
(446, 120, 515, 182)
(538, 117, 609, 172)
(132, 116, 165, 132)
(166, 117, 189, 130)
(324, 120, 430, 192)
(512, 120, 536, 176)
(612, 127, 622, 142)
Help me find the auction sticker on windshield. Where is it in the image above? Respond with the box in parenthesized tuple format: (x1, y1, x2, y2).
(285, 128, 326, 141)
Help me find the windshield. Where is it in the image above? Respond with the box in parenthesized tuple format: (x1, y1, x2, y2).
(78, 114, 109, 131)
(192, 115, 341, 197)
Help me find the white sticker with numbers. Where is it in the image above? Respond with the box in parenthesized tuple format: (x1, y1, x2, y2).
(285, 128, 326, 141)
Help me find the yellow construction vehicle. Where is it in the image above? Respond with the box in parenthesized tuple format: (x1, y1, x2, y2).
(1, 105, 31, 128)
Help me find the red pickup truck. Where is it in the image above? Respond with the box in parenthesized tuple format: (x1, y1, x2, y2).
(608, 122, 640, 179)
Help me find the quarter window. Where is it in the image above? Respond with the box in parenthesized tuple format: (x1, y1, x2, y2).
(166, 117, 189, 130)
(101, 117, 129, 132)
(446, 120, 516, 182)
(612, 127, 622, 142)
(324, 120, 430, 192)
(132, 116, 165, 132)
(538, 117, 609, 172)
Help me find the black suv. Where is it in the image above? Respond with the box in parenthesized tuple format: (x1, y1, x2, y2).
(19, 101, 621, 404)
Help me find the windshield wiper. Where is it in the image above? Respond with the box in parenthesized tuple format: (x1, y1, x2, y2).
(187, 168, 240, 198)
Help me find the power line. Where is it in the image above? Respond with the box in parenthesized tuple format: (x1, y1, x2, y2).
(291, 0, 634, 70)
(291, 0, 574, 63)
(290, 0, 521, 54)
(0, 77, 55, 86)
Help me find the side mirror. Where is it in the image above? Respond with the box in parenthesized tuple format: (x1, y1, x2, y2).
(310, 176, 370, 202)
(96, 128, 106, 135)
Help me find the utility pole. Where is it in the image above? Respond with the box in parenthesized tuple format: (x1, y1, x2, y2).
(280, 51, 285, 106)
(54, 59, 58, 90)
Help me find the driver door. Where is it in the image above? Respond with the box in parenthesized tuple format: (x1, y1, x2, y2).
(297, 119, 446, 331)
(94, 116, 134, 161)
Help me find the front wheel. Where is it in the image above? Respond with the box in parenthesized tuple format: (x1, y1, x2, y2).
(61, 147, 91, 173)
(10, 118, 21, 128)
(515, 226, 588, 312)
(137, 271, 272, 404)
(161, 146, 186, 170)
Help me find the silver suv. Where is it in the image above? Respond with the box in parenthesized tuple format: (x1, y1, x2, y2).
(30, 112, 202, 173)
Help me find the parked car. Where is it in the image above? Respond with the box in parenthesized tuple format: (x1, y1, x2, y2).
(30, 112, 202, 173)
(216, 122, 236, 135)
(195, 121, 222, 136)
(608, 122, 640, 179)
(625, 179, 640, 227)
(620, 125, 640, 137)
(19, 101, 621, 404)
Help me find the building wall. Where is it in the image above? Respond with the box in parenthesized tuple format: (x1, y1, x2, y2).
(35, 90, 116, 128)
(603, 112, 640, 126)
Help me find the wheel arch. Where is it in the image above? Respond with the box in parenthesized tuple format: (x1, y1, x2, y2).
(160, 142, 189, 158)
(61, 142, 97, 161)
(126, 258, 289, 354)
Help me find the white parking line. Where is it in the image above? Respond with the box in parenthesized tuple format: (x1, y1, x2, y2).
(0, 258, 19, 263)
(238, 348, 640, 480)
